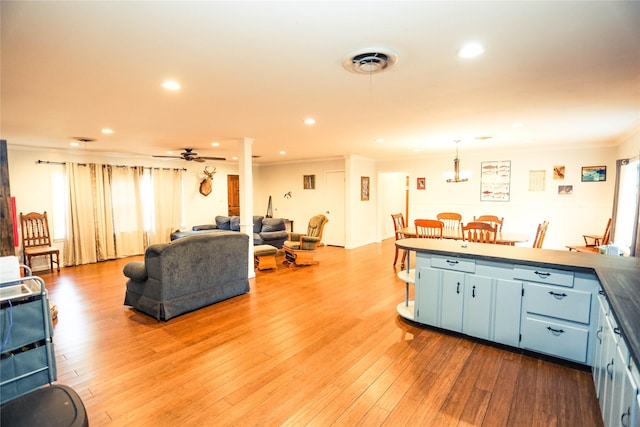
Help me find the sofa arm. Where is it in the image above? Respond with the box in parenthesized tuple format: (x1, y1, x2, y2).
(192, 224, 218, 231)
(123, 261, 148, 282)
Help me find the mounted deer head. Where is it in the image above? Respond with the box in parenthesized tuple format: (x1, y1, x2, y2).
(199, 166, 216, 196)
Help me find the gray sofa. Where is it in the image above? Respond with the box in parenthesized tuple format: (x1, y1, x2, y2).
(170, 215, 288, 248)
(123, 232, 249, 321)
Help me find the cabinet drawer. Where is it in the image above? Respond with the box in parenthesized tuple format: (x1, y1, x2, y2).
(521, 317, 589, 363)
(514, 266, 574, 287)
(524, 283, 592, 324)
(430, 256, 475, 273)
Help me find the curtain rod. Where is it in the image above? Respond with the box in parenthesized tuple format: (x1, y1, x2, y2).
(36, 160, 186, 171)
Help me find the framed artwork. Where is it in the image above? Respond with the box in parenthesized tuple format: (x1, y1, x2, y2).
(581, 165, 606, 182)
(417, 177, 426, 190)
(303, 175, 315, 189)
(553, 166, 565, 180)
(361, 176, 370, 201)
(558, 185, 574, 196)
(480, 160, 511, 201)
(529, 170, 545, 191)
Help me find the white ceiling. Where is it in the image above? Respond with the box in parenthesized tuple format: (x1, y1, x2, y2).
(2, 1, 639, 164)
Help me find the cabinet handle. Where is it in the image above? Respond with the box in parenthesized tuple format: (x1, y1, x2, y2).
(456, 282, 460, 294)
(534, 271, 551, 279)
(598, 290, 605, 296)
(596, 326, 603, 344)
(613, 327, 621, 336)
(621, 407, 631, 427)
(606, 359, 614, 380)
(548, 291, 567, 299)
(546, 326, 564, 336)
(446, 260, 459, 266)
(472, 285, 476, 298)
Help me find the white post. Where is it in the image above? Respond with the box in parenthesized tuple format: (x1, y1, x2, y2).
(237, 137, 255, 279)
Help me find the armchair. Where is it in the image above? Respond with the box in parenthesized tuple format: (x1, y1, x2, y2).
(283, 214, 329, 267)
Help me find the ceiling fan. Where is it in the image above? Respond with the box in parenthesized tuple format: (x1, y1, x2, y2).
(152, 148, 225, 162)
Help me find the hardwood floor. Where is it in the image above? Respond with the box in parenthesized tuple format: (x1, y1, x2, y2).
(35, 239, 603, 426)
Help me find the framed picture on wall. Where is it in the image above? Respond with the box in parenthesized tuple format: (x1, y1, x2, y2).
(581, 166, 606, 182)
(417, 177, 426, 190)
(361, 176, 370, 201)
(558, 185, 574, 196)
(303, 174, 316, 189)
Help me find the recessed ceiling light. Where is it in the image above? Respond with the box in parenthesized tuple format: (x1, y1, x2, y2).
(211, 142, 220, 147)
(232, 156, 238, 161)
(280, 151, 286, 155)
(102, 128, 113, 134)
(70, 142, 80, 147)
(166, 151, 173, 155)
(304, 118, 316, 125)
(375, 138, 384, 143)
(161, 80, 181, 90)
(457, 42, 484, 59)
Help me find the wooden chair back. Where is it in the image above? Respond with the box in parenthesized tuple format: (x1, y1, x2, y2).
(21, 211, 53, 249)
(532, 221, 549, 248)
(391, 213, 406, 240)
(414, 219, 444, 239)
(461, 221, 497, 244)
(436, 212, 462, 232)
(19, 211, 60, 271)
(473, 215, 504, 232)
(601, 218, 612, 246)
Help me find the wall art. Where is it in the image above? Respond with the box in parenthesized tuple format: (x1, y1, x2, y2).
(361, 176, 370, 201)
(417, 177, 426, 190)
(581, 165, 606, 182)
(480, 160, 511, 201)
(303, 175, 315, 189)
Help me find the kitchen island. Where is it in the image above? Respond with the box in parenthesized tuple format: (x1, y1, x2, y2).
(396, 238, 640, 427)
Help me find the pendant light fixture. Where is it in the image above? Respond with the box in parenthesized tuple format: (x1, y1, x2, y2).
(446, 140, 469, 183)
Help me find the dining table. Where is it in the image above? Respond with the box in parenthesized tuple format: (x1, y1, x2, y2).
(399, 227, 530, 246)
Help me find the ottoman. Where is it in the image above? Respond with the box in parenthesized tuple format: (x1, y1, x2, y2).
(254, 244, 278, 270)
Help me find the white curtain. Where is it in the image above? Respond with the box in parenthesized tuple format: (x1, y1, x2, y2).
(64, 162, 170, 266)
(147, 168, 183, 245)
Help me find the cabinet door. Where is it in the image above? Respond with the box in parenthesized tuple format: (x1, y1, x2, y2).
(610, 341, 638, 427)
(440, 270, 465, 332)
(593, 297, 608, 399)
(494, 279, 523, 347)
(463, 275, 493, 340)
(415, 267, 440, 326)
(601, 314, 617, 425)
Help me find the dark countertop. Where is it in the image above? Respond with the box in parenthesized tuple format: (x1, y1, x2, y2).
(396, 238, 640, 367)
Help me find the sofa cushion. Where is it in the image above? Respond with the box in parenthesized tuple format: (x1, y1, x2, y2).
(230, 216, 241, 231)
(253, 216, 264, 233)
(262, 218, 286, 232)
(215, 216, 231, 230)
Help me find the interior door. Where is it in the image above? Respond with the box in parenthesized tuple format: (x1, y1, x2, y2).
(323, 170, 345, 247)
(227, 174, 240, 216)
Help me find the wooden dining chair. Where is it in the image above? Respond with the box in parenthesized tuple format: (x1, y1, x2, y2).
(461, 221, 497, 244)
(532, 221, 549, 248)
(436, 212, 462, 232)
(414, 219, 444, 239)
(473, 215, 504, 232)
(567, 218, 611, 253)
(20, 211, 60, 272)
(391, 213, 408, 268)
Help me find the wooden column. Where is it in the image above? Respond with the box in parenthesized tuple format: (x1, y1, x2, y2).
(0, 140, 16, 256)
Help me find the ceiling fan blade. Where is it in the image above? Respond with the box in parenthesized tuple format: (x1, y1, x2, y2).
(194, 157, 206, 163)
(198, 156, 226, 161)
(152, 155, 182, 159)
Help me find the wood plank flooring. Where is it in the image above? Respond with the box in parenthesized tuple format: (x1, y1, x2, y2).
(35, 239, 603, 426)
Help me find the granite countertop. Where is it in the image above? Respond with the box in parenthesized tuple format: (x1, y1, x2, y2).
(396, 238, 640, 367)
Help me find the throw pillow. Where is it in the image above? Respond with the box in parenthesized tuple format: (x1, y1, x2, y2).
(230, 216, 241, 231)
(215, 216, 231, 230)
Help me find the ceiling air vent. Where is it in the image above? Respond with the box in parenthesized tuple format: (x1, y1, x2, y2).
(343, 48, 399, 74)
